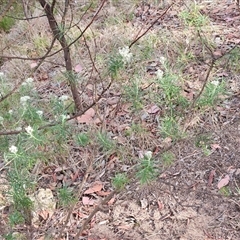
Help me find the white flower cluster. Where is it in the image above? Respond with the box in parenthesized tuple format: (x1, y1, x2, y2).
(22, 77, 34, 86)
(159, 56, 166, 65)
(144, 151, 153, 160)
(0, 72, 4, 77)
(60, 114, 69, 121)
(25, 125, 33, 135)
(9, 145, 18, 154)
(119, 46, 133, 64)
(20, 96, 31, 106)
(36, 110, 43, 117)
(59, 95, 69, 101)
(156, 69, 164, 80)
(211, 80, 219, 86)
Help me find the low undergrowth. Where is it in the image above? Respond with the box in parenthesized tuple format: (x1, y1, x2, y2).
(0, 0, 238, 238)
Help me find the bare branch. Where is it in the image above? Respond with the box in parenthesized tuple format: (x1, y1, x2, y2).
(129, 3, 174, 49)
(1, 0, 106, 61)
(74, 189, 119, 239)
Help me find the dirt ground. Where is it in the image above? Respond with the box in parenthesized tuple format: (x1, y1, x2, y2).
(0, 0, 240, 239)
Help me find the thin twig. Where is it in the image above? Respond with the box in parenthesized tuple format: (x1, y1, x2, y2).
(0, 0, 107, 61)
(74, 190, 119, 239)
(59, 158, 93, 238)
(129, 3, 174, 49)
(0, 0, 14, 20)
(0, 36, 57, 104)
(0, 79, 112, 136)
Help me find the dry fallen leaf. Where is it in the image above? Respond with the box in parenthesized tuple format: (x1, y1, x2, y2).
(30, 62, 38, 68)
(74, 64, 82, 73)
(96, 191, 111, 196)
(82, 196, 95, 205)
(146, 104, 160, 114)
(217, 175, 230, 189)
(108, 196, 115, 205)
(84, 181, 103, 194)
(157, 200, 164, 211)
(77, 108, 95, 124)
(211, 144, 221, 151)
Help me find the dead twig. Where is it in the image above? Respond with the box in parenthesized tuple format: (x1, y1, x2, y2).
(0, 0, 107, 62)
(59, 157, 93, 238)
(74, 189, 119, 239)
(129, 3, 174, 49)
(0, 79, 112, 136)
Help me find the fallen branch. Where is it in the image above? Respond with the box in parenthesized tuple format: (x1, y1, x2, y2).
(74, 189, 119, 239)
(129, 3, 174, 49)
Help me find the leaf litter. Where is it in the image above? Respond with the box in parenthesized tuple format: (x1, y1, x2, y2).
(1, 0, 240, 239)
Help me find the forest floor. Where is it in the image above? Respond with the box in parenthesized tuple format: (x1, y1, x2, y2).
(0, 0, 240, 239)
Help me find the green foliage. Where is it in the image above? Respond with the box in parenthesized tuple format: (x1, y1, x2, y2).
(3, 233, 16, 240)
(219, 186, 231, 196)
(160, 115, 183, 140)
(157, 73, 188, 108)
(8, 211, 25, 226)
(195, 134, 211, 148)
(124, 78, 143, 110)
(75, 132, 90, 146)
(125, 123, 146, 136)
(97, 131, 115, 151)
(0, 16, 15, 32)
(196, 80, 226, 107)
(225, 47, 240, 73)
(136, 152, 158, 184)
(108, 54, 124, 78)
(195, 134, 213, 155)
(161, 151, 175, 167)
(112, 173, 128, 190)
(179, 5, 209, 28)
(33, 35, 49, 53)
(58, 186, 77, 207)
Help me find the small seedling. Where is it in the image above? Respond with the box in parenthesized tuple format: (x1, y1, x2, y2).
(58, 186, 77, 207)
(219, 186, 231, 197)
(179, 4, 209, 28)
(160, 115, 183, 140)
(112, 173, 128, 190)
(97, 131, 115, 152)
(196, 80, 226, 107)
(136, 152, 158, 184)
(75, 133, 90, 147)
(162, 151, 175, 167)
(124, 77, 143, 110)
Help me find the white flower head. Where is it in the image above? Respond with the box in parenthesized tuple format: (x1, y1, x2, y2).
(211, 80, 219, 86)
(20, 96, 31, 106)
(156, 69, 164, 79)
(22, 78, 34, 86)
(144, 151, 153, 160)
(159, 56, 166, 65)
(26, 77, 34, 84)
(25, 125, 33, 135)
(60, 114, 69, 121)
(8, 110, 13, 115)
(9, 145, 18, 154)
(59, 95, 69, 102)
(0, 72, 4, 77)
(119, 46, 133, 64)
(36, 110, 43, 117)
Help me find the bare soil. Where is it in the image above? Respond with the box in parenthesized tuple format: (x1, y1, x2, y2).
(0, 0, 240, 240)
